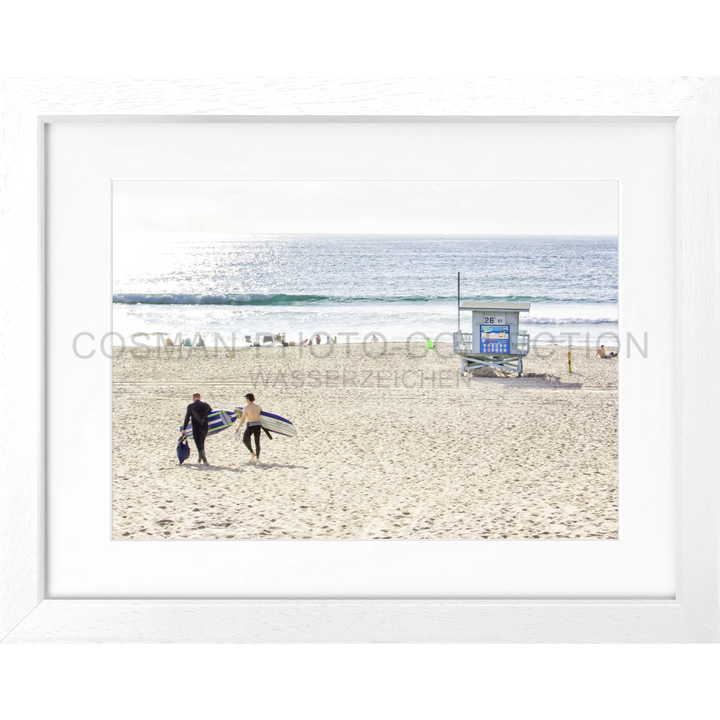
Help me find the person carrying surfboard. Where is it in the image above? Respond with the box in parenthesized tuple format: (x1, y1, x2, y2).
(235, 393, 263, 462)
(181, 393, 212, 465)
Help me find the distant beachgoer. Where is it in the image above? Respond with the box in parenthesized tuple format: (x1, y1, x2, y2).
(325, 336, 332, 344)
(165, 337, 174, 346)
(181, 393, 212, 465)
(595, 345, 617, 359)
(315, 334, 321, 345)
(183, 337, 192, 347)
(235, 393, 262, 462)
(196, 335, 205, 347)
(371, 334, 379, 343)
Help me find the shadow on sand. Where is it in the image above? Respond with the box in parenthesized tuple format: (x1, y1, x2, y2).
(182, 462, 309, 471)
(252, 462, 310, 470)
(468, 372, 584, 390)
(182, 463, 244, 472)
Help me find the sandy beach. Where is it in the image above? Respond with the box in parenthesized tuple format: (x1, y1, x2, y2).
(112, 342, 618, 540)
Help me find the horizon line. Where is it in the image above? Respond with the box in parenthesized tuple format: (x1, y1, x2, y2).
(113, 231, 619, 238)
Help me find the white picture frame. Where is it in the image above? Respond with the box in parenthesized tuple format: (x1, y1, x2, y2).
(1, 77, 717, 643)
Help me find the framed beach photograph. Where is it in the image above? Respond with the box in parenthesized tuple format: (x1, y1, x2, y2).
(1, 78, 719, 643)
(111, 178, 620, 541)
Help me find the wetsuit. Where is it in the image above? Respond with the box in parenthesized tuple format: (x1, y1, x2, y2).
(183, 399, 212, 462)
(243, 421, 262, 458)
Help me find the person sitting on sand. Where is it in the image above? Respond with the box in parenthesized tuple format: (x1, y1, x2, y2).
(595, 344, 617, 359)
(196, 335, 205, 347)
(235, 393, 262, 462)
(315, 334, 321, 345)
(181, 393, 212, 465)
(371, 334, 379, 343)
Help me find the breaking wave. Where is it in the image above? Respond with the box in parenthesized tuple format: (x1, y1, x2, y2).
(522, 317, 617, 325)
(113, 293, 617, 306)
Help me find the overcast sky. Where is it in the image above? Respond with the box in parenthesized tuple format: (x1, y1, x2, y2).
(113, 180, 618, 236)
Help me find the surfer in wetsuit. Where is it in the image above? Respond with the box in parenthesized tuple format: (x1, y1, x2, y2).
(181, 393, 212, 465)
(235, 392, 263, 461)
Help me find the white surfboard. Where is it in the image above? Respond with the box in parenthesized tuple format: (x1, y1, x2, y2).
(183, 407, 297, 439)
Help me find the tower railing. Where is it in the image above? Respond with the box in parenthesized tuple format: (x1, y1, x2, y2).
(452, 332, 473, 353)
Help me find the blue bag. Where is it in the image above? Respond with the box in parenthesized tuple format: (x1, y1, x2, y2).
(176, 437, 191, 464)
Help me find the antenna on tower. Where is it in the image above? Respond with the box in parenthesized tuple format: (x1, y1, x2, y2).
(457, 271, 461, 333)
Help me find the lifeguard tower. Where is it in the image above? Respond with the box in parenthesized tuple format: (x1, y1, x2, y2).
(453, 301, 531, 375)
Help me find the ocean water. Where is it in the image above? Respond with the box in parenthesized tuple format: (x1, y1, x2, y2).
(113, 234, 618, 345)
